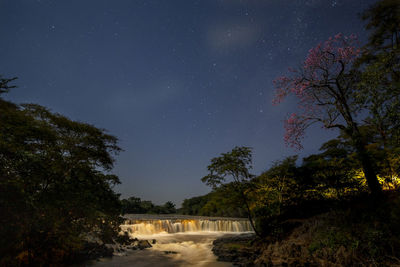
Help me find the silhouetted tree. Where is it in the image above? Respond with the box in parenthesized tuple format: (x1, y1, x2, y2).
(201, 146, 260, 236)
(0, 77, 122, 265)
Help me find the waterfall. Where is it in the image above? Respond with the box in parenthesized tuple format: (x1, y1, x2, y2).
(120, 215, 253, 235)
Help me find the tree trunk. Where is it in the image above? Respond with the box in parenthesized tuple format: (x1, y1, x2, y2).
(243, 194, 260, 237)
(237, 184, 260, 237)
(352, 129, 383, 196)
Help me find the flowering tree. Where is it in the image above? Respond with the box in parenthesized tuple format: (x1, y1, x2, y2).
(273, 34, 382, 195)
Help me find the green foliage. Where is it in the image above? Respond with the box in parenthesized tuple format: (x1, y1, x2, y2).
(180, 185, 247, 217)
(0, 78, 122, 265)
(180, 194, 211, 215)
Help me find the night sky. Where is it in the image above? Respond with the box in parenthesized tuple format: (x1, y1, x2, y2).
(0, 0, 377, 206)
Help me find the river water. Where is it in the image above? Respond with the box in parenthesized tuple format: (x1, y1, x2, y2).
(89, 215, 253, 267)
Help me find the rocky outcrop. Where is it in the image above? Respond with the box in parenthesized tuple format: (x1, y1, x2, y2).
(113, 231, 153, 251)
(73, 241, 114, 262)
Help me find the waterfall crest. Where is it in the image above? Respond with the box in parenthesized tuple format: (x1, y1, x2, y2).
(121, 215, 253, 235)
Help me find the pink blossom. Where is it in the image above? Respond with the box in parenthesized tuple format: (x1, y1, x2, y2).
(283, 113, 306, 150)
(272, 34, 361, 149)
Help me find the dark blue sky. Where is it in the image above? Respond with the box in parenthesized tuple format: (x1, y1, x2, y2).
(0, 0, 376, 205)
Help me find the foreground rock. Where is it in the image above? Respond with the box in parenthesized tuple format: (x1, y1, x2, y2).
(72, 241, 115, 263)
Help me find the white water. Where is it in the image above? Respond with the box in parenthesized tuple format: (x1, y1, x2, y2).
(90, 216, 253, 267)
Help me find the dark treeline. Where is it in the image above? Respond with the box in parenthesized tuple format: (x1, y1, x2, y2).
(121, 197, 176, 214)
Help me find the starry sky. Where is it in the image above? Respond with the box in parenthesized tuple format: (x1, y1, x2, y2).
(0, 0, 377, 206)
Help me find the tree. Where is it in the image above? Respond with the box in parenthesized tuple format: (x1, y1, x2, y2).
(201, 146, 260, 236)
(356, 0, 400, 188)
(273, 34, 382, 195)
(0, 78, 122, 265)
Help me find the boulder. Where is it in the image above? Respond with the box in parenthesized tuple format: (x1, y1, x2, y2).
(137, 240, 152, 250)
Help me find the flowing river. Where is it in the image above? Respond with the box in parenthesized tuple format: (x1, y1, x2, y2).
(90, 215, 253, 267)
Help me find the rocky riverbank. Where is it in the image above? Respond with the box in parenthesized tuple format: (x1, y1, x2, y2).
(212, 234, 260, 266)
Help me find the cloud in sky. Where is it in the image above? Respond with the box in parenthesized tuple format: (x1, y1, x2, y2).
(207, 22, 260, 51)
